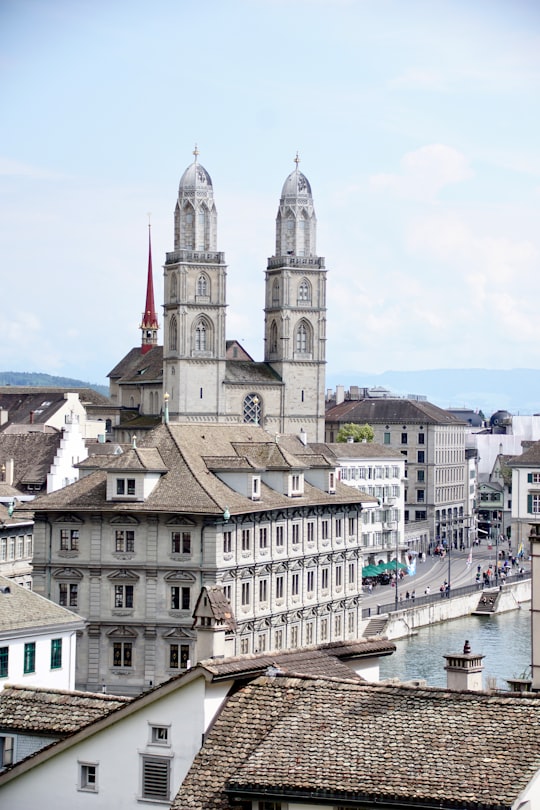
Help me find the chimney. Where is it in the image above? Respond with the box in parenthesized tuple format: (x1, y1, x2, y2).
(336, 385, 345, 405)
(299, 428, 307, 446)
(444, 640, 485, 691)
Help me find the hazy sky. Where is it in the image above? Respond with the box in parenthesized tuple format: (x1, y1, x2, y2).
(1, 0, 539, 387)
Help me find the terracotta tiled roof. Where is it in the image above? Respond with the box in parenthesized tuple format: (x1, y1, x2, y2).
(0, 684, 130, 734)
(24, 423, 376, 517)
(198, 638, 395, 682)
(174, 675, 540, 810)
(0, 575, 85, 634)
(326, 398, 466, 426)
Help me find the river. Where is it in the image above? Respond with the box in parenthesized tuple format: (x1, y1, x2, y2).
(378, 605, 532, 690)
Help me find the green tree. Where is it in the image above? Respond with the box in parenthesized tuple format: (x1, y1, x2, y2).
(336, 423, 374, 443)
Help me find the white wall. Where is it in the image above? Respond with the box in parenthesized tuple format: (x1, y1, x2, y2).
(0, 629, 77, 691)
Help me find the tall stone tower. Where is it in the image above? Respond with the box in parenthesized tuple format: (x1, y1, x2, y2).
(264, 156, 327, 442)
(163, 147, 228, 421)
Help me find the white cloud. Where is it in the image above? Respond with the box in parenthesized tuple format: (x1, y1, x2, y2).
(369, 145, 473, 201)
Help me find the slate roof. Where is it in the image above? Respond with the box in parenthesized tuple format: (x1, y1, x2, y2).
(0, 388, 110, 426)
(224, 360, 282, 384)
(326, 398, 466, 426)
(0, 575, 85, 635)
(0, 432, 62, 487)
(0, 685, 130, 734)
(174, 675, 540, 810)
(108, 345, 164, 383)
(23, 423, 377, 517)
(313, 441, 403, 460)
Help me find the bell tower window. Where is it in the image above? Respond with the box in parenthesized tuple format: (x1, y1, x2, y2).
(295, 321, 312, 353)
(197, 275, 208, 296)
(298, 279, 311, 304)
(272, 279, 280, 307)
(195, 321, 207, 351)
(243, 393, 262, 425)
(269, 321, 278, 354)
(169, 316, 178, 352)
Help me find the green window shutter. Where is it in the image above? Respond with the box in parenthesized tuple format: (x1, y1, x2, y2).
(528, 473, 533, 483)
(528, 494, 533, 514)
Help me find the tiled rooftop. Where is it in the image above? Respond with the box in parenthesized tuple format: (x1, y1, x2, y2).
(326, 398, 466, 426)
(0, 575, 84, 634)
(0, 684, 130, 734)
(175, 675, 540, 809)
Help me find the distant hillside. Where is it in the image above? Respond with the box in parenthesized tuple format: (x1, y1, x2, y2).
(0, 371, 109, 398)
(326, 368, 540, 417)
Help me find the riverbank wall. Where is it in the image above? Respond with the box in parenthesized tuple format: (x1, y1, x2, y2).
(376, 579, 531, 640)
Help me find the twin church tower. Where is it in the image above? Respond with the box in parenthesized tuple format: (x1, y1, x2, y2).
(110, 149, 327, 442)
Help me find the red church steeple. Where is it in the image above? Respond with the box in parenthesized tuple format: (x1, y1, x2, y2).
(140, 220, 159, 354)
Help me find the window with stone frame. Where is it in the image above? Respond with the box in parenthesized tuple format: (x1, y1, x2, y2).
(114, 584, 134, 609)
(171, 531, 191, 555)
(168, 643, 190, 670)
(170, 586, 190, 611)
(113, 641, 132, 668)
(115, 530, 135, 553)
(59, 582, 79, 607)
(60, 528, 79, 551)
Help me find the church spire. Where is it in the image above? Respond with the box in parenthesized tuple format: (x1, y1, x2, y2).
(140, 218, 159, 354)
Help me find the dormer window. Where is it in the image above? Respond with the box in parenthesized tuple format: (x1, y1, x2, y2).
(116, 478, 136, 496)
(252, 476, 261, 500)
(290, 473, 304, 497)
(329, 471, 336, 493)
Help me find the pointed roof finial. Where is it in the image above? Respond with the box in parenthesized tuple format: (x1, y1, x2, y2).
(294, 151, 300, 168)
(193, 143, 199, 163)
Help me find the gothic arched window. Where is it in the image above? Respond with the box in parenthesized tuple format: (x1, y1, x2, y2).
(197, 209, 207, 250)
(170, 273, 178, 301)
(197, 274, 208, 296)
(195, 320, 207, 352)
(243, 393, 262, 425)
(295, 320, 312, 354)
(269, 320, 278, 354)
(272, 279, 280, 307)
(169, 316, 178, 352)
(298, 279, 311, 304)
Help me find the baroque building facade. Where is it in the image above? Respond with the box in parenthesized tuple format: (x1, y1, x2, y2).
(28, 423, 376, 695)
(109, 150, 326, 443)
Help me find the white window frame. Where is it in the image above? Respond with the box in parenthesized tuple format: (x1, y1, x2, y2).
(78, 761, 98, 793)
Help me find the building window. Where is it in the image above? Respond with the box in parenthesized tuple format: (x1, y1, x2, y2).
(169, 643, 190, 670)
(116, 478, 136, 496)
(141, 756, 170, 802)
(113, 642, 132, 667)
(292, 524, 300, 545)
(415, 510, 427, 521)
(0, 736, 14, 768)
(50, 638, 62, 670)
(401, 433, 407, 444)
(259, 527, 268, 549)
(321, 618, 328, 641)
(384, 432, 391, 444)
(223, 530, 232, 554)
(114, 585, 134, 609)
(335, 518, 342, 538)
(348, 517, 356, 536)
(276, 525, 284, 547)
(298, 279, 311, 303)
(306, 570, 315, 592)
(291, 573, 299, 596)
(348, 562, 355, 584)
(321, 568, 329, 590)
(115, 530, 135, 553)
(417, 451, 425, 463)
(59, 582, 78, 607)
(79, 762, 98, 792)
(197, 274, 208, 296)
(60, 529, 79, 551)
(531, 473, 540, 484)
(269, 320, 278, 353)
(291, 473, 302, 494)
(274, 629, 283, 649)
(169, 315, 178, 351)
(259, 579, 268, 603)
(171, 532, 191, 554)
(223, 584, 231, 601)
(151, 725, 169, 745)
(271, 279, 280, 307)
(241, 582, 250, 606)
(336, 565, 343, 588)
(170, 586, 190, 610)
(335, 614, 342, 637)
(321, 520, 329, 540)
(417, 470, 425, 482)
(295, 320, 311, 353)
(418, 432, 425, 444)
(417, 490, 425, 503)
(252, 476, 260, 498)
(241, 529, 251, 551)
(276, 575, 284, 599)
(194, 320, 207, 351)
(530, 494, 540, 514)
(23, 642, 35, 674)
(0, 647, 8, 678)
(240, 638, 250, 655)
(307, 522, 314, 542)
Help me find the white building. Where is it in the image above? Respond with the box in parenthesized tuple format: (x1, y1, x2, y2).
(0, 575, 84, 692)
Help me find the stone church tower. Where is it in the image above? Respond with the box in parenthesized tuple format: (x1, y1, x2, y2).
(163, 147, 228, 421)
(111, 150, 326, 442)
(264, 155, 327, 441)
